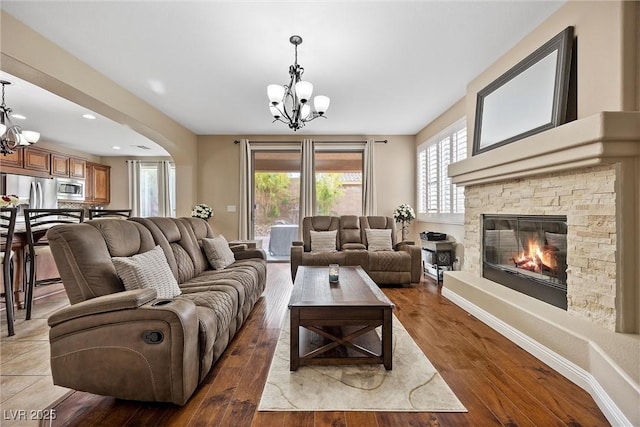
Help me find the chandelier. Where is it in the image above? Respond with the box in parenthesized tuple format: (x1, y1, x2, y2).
(0, 80, 40, 156)
(267, 35, 330, 131)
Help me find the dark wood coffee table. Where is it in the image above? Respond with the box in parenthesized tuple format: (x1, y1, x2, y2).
(288, 266, 394, 371)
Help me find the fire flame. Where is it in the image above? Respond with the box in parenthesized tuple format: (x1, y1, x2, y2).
(512, 239, 558, 273)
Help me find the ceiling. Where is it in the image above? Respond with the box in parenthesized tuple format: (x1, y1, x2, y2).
(0, 1, 565, 158)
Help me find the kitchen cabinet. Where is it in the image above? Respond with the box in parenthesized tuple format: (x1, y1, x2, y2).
(70, 158, 86, 178)
(52, 154, 86, 179)
(51, 153, 70, 177)
(23, 147, 51, 173)
(0, 149, 23, 168)
(85, 162, 110, 204)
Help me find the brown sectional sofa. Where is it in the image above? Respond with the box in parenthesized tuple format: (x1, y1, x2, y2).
(290, 215, 421, 285)
(46, 217, 266, 405)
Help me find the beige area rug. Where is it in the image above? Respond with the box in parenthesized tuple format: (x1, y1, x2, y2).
(258, 315, 467, 412)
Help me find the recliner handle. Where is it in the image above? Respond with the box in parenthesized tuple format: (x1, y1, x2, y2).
(143, 330, 164, 344)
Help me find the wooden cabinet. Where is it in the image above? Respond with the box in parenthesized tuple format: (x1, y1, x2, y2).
(23, 148, 51, 173)
(70, 158, 86, 178)
(1, 147, 88, 180)
(51, 154, 86, 179)
(0, 149, 23, 168)
(51, 153, 70, 177)
(85, 162, 110, 205)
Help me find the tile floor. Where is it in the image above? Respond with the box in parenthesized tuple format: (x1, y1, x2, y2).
(0, 291, 70, 427)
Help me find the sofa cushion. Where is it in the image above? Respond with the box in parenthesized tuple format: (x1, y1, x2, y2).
(365, 228, 393, 251)
(202, 235, 236, 269)
(368, 250, 411, 272)
(112, 245, 181, 298)
(178, 289, 235, 341)
(310, 229, 337, 252)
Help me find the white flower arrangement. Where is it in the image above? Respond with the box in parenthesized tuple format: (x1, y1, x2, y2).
(393, 204, 415, 223)
(191, 203, 213, 220)
(0, 195, 19, 208)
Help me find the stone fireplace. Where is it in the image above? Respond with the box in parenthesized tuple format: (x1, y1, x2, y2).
(448, 112, 639, 334)
(443, 111, 639, 426)
(465, 165, 616, 327)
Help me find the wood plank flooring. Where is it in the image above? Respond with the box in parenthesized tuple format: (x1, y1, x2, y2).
(45, 264, 609, 426)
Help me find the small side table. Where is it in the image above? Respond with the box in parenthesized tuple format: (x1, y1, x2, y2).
(421, 240, 455, 283)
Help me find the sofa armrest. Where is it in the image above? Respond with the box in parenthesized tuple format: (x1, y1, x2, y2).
(48, 288, 157, 327)
(229, 244, 248, 253)
(234, 248, 266, 260)
(397, 243, 422, 283)
(291, 245, 304, 280)
(48, 294, 200, 405)
(394, 240, 415, 250)
(292, 240, 303, 247)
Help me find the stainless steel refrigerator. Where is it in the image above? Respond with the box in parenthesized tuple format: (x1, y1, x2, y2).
(1, 173, 58, 221)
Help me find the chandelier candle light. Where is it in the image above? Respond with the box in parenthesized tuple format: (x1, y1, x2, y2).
(0, 81, 40, 155)
(267, 35, 330, 131)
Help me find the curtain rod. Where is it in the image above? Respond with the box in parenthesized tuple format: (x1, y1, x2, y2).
(233, 139, 387, 144)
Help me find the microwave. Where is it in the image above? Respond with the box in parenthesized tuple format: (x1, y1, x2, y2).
(57, 178, 85, 201)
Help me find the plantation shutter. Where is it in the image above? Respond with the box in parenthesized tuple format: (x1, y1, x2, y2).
(427, 143, 438, 213)
(417, 148, 427, 213)
(439, 136, 451, 213)
(416, 118, 467, 221)
(452, 128, 467, 214)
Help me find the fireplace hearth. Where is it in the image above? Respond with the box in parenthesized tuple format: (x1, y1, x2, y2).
(482, 215, 568, 309)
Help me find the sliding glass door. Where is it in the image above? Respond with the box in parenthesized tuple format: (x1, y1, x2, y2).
(252, 150, 301, 261)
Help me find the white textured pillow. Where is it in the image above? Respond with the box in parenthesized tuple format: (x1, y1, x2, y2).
(112, 245, 181, 299)
(310, 229, 337, 252)
(366, 228, 393, 251)
(202, 235, 236, 269)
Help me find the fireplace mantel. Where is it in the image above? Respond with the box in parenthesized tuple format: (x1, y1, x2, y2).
(449, 111, 640, 186)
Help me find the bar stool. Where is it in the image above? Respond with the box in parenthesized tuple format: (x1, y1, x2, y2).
(88, 208, 132, 219)
(23, 208, 85, 320)
(1, 207, 17, 336)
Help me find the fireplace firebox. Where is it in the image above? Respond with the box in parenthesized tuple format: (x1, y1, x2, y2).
(482, 215, 568, 309)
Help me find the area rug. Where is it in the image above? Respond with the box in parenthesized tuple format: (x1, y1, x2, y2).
(258, 315, 467, 412)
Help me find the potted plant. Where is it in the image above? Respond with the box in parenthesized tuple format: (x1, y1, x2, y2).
(393, 203, 415, 241)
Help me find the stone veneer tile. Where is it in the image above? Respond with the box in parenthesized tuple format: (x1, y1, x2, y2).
(464, 164, 618, 331)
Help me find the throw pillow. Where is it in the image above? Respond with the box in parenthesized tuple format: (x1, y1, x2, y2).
(112, 245, 181, 299)
(202, 235, 236, 270)
(366, 228, 393, 251)
(309, 229, 337, 252)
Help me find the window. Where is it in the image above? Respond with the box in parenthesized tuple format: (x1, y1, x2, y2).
(417, 119, 466, 223)
(314, 151, 363, 216)
(131, 160, 175, 217)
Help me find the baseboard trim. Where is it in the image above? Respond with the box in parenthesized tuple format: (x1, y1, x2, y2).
(442, 287, 632, 427)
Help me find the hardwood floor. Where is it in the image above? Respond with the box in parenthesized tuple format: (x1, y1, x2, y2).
(46, 264, 609, 426)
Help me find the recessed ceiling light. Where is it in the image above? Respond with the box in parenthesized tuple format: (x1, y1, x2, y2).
(82, 113, 96, 120)
(11, 114, 26, 120)
(112, 146, 121, 150)
(148, 79, 165, 95)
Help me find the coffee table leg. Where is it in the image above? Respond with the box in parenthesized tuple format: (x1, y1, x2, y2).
(383, 308, 392, 370)
(290, 308, 300, 371)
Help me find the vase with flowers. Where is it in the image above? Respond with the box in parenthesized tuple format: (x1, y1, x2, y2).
(393, 203, 415, 241)
(191, 204, 213, 221)
(0, 195, 19, 208)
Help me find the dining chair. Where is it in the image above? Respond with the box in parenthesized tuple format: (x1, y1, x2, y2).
(88, 208, 132, 220)
(23, 208, 85, 320)
(1, 207, 17, 336)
